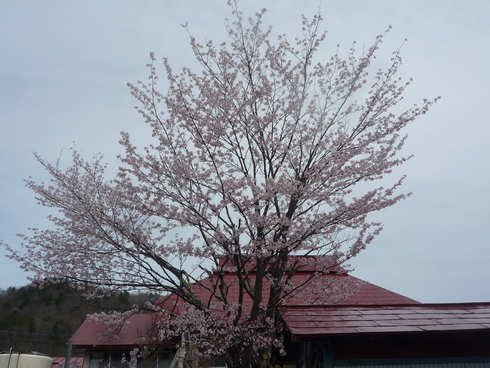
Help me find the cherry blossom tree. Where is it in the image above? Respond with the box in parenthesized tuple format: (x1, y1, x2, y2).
(2, 2, 437, 368)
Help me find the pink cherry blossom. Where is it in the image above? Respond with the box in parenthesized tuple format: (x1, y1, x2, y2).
(1, 2, 438, 368)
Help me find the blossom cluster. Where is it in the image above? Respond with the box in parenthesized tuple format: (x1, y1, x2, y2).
(154, 302, 284, 358)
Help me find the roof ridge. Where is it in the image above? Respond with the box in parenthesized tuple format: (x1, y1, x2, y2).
(280, 301, 490, 308)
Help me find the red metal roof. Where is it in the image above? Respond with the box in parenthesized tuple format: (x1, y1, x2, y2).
(156, 273, 420, 313)
(283, 274, 420, 306)
(279, 303, 490, 337)
(70, 313, 154, 347)
(71, 270, 422, 347)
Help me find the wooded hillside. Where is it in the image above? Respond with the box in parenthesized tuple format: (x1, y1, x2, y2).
(0, 281, 158, 357)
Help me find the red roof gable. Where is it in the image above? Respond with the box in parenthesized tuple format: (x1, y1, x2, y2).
(70, 313, 154, 347)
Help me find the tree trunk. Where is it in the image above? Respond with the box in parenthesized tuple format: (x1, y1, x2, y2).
(223, 340, 271, 368)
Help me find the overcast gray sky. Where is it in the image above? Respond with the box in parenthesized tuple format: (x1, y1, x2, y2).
(1, 0, 489, 303)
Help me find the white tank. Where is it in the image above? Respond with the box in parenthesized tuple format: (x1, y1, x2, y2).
(0, 352, 53, 368)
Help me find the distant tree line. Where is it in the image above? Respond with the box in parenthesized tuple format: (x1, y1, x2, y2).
(0, 280, 159, 357)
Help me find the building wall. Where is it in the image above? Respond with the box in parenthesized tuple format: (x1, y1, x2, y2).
(296, 332, 490, 368)
(78, 348, 173, 368)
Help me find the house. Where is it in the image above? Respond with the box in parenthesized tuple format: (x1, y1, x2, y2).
(279, 303, 490, 368)
(69, 261, 490, 368)
(70, 313, 174, 368)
